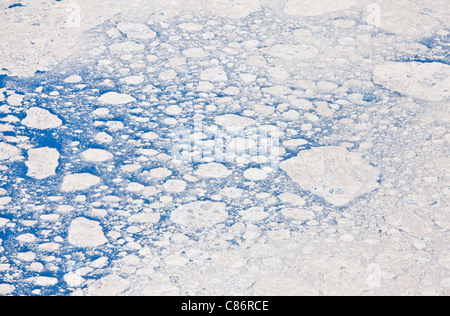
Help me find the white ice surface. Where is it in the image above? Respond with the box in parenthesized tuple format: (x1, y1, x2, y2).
(0, 0, 449, 297)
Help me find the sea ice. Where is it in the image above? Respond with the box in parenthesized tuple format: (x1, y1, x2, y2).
(195, 163, 232, 178)
(203, 0, 261, 19)
(68, 217, 107, 248)
(280, 146, 380, 206)
(21, 107, 62, 130)
(26, 147, 60, 179)
(98, 92, 136, 105)
(170, 201, 228, 229)
(117, 22, 156, 39)
(284, 0, 356, 16)
(61, 173, 101, 192)
(81, 149, 114, 162)
(373, 62, 450, 102)
(0, 143, 20, 161)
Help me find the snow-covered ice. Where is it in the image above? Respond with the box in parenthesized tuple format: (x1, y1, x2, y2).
(0, 0, 449, 297)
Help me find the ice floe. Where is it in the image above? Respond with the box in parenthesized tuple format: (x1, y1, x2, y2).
(64, 75, 83, 84)
(61, 173, 101, 192)
(200, 67, 228, 82)
(195, 163, 232, 178)
(68, 217, 107, 248)
(262, 44, 319, 60)
(98, 92, 136, 105)
(170, 201, 227, 229)
(26, 147, 60, 179)
(87, 275, 130, 296)
(280, 147, 380, 206)
(215, 114, 256, 132)
(21, 107, 62, 130)
(0, 142, 21, 161)
(117, 22, 156, 39)
(81, 149, 114, 162)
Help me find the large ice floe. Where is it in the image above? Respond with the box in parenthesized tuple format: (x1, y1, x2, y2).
(280, 147, 380, 206)
(0, 0, 449, 297)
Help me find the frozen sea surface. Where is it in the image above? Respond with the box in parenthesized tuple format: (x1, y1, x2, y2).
(0, 0, 449, 295)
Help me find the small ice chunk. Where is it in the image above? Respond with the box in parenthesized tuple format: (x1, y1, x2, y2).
(223, 86, 240, 95)
(200, 67, 228, 82)
(282, 110, 300, 121)
(0, 284, 15, 295)
(64, 75, 82, 83)
(40, 214, 60, 222)
(268, 67, 290, 83)
(281, 208, 315, 221)
(149, 168, 172, 178)
(17, 252, 36, 261)
(262, 44, 318, 60)
(121, 76, 144, 85)
(195, 163, 232, 178)
(317, 81, 338, 91)
(106, 121, 124, 131)
(163, 180, 187, 193)
(178, 23, 203, 31)
(61, 173, 101, 192)
(283, 139, 308, 148)
(87, 275, 130, 296)
(117, 22, 156, 39)
(128, 212, 160, 224)
(68, 217, 107, 248)
(183, 48, 209, 58)
(0, 197, 11, 205)
(159, 70, 177, 81)
(215, 114, 256, 132)
(17, 233, 37, 243)
(244, 168, 268, 181)
(278, 193, 306, 206)
(26, 147, 60, 179)
(93, 108, 110, 117)
(81, 149, 113, 162)
(170, 201, 227, 229)
(95, 132, 113, 144)
(165, 105, 182, 116)
(239, 73, 257, 83)
(35, 277, 58, 286)
(64, 273, 84, 287)
(0, 218, 10, 228)
(240, 207, 269, 222)
(98, 92, 136, 105)
(0, 142, 20, 161)
(6, 94, 24, 106)
(141, 132, 159, 140)
(21, 107, 62, 130)
(247, 55, 267, 67)
(127, 182, 145, 192)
